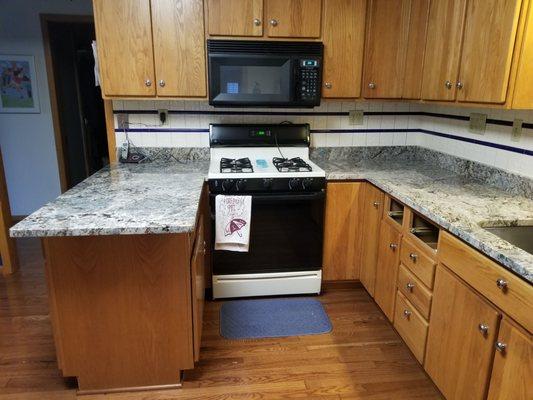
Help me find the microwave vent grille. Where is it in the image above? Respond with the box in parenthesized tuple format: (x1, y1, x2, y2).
(207, 40, 323, 55)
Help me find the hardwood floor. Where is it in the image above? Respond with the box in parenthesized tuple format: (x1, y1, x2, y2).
(0, 238, 443, 399)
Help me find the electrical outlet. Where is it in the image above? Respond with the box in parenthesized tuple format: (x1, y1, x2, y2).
(117, 113, 129, 129)
(158, 109, 169, 125)
(469, 113, 487, 134)
(349, 110, 364, 125)
(511, 119, 523, 142)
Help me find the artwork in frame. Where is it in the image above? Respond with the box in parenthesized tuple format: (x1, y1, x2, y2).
(0, 55, 40, 113)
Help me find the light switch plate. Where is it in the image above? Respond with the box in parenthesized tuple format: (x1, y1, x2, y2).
(469, 113, 487, 134)
(117, 113, 129, 129)
(349, 110, 364, 125)
(511, 119, 523, 142)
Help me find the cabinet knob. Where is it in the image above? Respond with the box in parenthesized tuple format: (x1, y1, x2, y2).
(456, 81, 463, 89)
(324, 82, 332, 89)
(495, 341, 507, 353)
(409, 253, 418, 262)
(445, 80, 452, 89)
(203, 240, 207, 255)
(478, 323, 489, 336)
(403, 309, 412, 318)
(496, 278, 508, 291)
(373, 201, 380, 208)
(269, 19, 278, 27)
(368, 82, 376, 89)
(159, 80, 165, 87)
(389, 243, 398, 250)
(253, 18, 261, 26)
(145, 79, 152, 87)
(406, 282, 415, 292)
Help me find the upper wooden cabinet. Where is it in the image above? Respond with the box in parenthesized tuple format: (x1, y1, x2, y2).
(206, 0, 263, 36)
(512, 0, 533, 109)
(265, 0, 322, 38)
(322, 0, 367, 98)
(93, 0, 156, 97)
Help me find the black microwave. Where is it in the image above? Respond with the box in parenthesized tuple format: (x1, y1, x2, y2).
(207, 40, 323, 108)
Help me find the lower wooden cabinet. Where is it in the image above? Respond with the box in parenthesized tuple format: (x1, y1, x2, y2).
(191, 214, 206, 362)
(393, 290, 428, 363)
(373, 219, 401, 320)
(425, 265, 501, 400)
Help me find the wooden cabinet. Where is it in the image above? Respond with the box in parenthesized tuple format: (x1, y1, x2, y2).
(425, 265, 500, 400)
(512, 0, 533, 109)
(359, 183, 384, 296)
(191, 214, 206, 362)
(322, 182, 364, 281)
(152, 0, 206, 97)
(394, 291, 429, 363)
(322, 0, 367, 98)
(206, 0, 263, 36)
(373, 219, 401, 320)
(93, 0, 156, 97)
(487, 318, 532, 400)
(265, 0, 322, 38)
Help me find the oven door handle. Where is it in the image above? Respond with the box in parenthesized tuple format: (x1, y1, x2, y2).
(250, 192, 325, 203)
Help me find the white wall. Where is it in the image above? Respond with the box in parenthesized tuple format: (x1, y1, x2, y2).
(0, 0, 93, 215)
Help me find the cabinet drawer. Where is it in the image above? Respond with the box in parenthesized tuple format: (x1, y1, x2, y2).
(397, 264, 432, 320)
(439, 231, 533, 333)
(394, 291, 429, 364)
(400, 237, 436, 289)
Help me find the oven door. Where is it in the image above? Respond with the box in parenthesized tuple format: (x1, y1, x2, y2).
(211, 192, 325, 275)
(208, 54, 295, 106)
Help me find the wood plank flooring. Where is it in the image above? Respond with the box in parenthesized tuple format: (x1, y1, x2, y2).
(0, 238, 443, 399)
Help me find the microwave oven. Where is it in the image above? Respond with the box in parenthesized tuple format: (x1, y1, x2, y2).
(207, 40, 323, 108)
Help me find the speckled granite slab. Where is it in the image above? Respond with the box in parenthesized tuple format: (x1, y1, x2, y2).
(311, 153, 533, 284)
(10, 161, 209, 237)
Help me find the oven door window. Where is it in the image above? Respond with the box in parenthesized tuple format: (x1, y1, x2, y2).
(209, 55, 293, 105)
(212, 193, 324, 275)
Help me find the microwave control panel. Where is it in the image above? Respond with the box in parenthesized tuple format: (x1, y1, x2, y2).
(297, 59, 321, 103)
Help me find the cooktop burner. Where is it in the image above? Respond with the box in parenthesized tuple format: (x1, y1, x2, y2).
(220, 157, 254, 173)
(272, 157, 313, 172)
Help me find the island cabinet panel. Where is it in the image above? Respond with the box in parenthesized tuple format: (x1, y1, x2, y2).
(207, 0, 263, 36)
(359, 183, 384, 296)
(425, 265, 500, 400)
(152, 0, 206, 97)
(322, 0, 367, 98)
(43, 234, 195, 393)
(421, 0, 467, 101)
(487, 318, 532, 400)
(322, 182, 365, 281)
(265, 0, 322, 38)
(93, 0, 156, 97)
(457, 0, 522, 104)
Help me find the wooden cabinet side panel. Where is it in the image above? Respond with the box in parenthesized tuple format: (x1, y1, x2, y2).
(207, 0, 263, 36)
(191, 216, 206, 362)
(322, 0, 367, 98)
(266, 0, 322, 38)
(513, 0, 533, 109)
(152, 0, 206, 97)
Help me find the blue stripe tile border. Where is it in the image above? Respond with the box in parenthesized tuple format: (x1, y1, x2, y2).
(115, 127, 532, 156)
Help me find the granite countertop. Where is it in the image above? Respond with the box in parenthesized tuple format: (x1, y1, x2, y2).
(10, 161, 209, 237)
(312, 157, 533, 284)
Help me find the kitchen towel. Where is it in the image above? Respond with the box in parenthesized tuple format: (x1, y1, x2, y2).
(215, 195, 252, 252)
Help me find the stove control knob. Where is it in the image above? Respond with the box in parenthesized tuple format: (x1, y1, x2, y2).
(262, 178, 274, 189)
(302, 178, 314, 190)
(221, 179, 235, 192)
(235, 179, 247, 192)
(288, 178, 302, 190)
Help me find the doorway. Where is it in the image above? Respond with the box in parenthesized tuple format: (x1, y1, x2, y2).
(41, 15, 108, 191)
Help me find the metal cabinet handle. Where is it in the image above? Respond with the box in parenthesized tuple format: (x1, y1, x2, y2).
(159, 80, 165, 87)
(202, 240, 207, 255)
(445, 80, 453, 89)
(269, 19, 278, 26)
(406, 282, 415, 292)
(495, 341, 507, 353)
(478, 323, 489, 336)
(253, 18, 261, 26)
(145, 79, 152, 87)
(324, 82, 332, 89)
(373, 201, 380, 208)
(403, 309, 412, 318)
(456, 81, 463, 89)
(389, 243, 398, 250)
(368, 82, 376, 89)
(409, 253, 418, 261)
(496, 278, 508, 291)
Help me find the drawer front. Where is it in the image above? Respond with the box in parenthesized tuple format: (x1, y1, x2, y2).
(394, 291, 429, 364)
(398, 264, 432, 320)
(400, 237, 437, 289)
(439, 231, 533, 333)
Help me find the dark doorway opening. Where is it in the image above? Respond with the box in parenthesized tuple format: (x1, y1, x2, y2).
(42, 15, 108, 190)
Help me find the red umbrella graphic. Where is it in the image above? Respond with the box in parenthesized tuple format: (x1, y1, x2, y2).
(224, 218, 247, 237)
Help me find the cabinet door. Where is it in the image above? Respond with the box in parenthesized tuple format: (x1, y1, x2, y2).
(151, 0, 206, 97)
(362, 0, 411, 98)
(93, 0, 155, 96)
(191, 216, 206, 362)
(207, 0, 263, 37)
(425, 265, 500, 400)
(487, 319, 532, 400)
(322, 182, 364, 281)
(513, 0, 533, 109)
(265, 0, 322, 38)
(373, 220, 401, 320)
(457, 0, 522, 103)
(421, 0, 467, 101)
(359, 184, 384, 297)
(322, 0, 367, 98)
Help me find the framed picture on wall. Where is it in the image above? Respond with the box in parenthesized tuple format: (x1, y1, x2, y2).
(0, 55, 40, 113)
